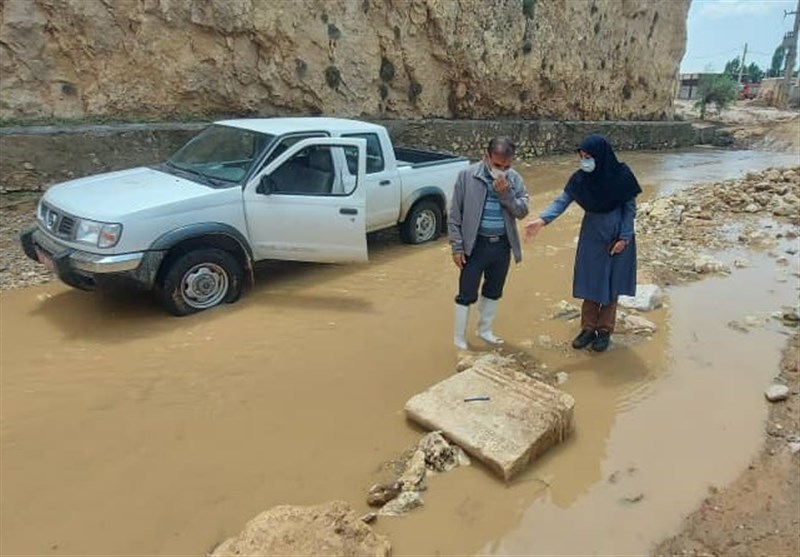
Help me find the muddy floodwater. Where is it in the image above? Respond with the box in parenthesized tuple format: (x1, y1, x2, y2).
(1, 148, 798, 556)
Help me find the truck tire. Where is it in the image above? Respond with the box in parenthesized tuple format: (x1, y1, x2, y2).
(157, 248, 244, 316)
(400, 200, 442, 244)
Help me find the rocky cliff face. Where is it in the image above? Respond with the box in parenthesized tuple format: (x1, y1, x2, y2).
(0, 0, 690, 122)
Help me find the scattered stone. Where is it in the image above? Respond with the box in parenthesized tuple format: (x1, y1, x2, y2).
(367, 483, 401, 507)
(775, 256, 790, 265)
(405, 354, 575, 481)
(618, 284, 664, 312)
(551, 300, 580, 320)
(397, 450, 426, 490)
(210, 501, 391, 556)
(782, 310, 800, 327)
(378, 491, 424, 517)
(693, 255, 730, 274)
(648, 198, 674, 220)
(765, 384, 790, 402)
(727, 320, 750, 334)
(555, 371, 569, 385)
(22, 162, 35, 170)
(734, 258, 750, 268)
(772, 201, 795, 217)
(418, 431, 470, 473)
(360, 512, 377, 524)
(621, 314, 657, 335)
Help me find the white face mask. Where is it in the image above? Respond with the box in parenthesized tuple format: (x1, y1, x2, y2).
(580, 158, 596, 173)
(486, 161, 506, 180)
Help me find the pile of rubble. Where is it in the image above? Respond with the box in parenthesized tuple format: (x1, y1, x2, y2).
(364, 431, 470, 520)
(636, 167, 799, 285)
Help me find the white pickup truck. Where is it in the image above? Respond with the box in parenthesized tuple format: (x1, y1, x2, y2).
(21, 118, 469, 315)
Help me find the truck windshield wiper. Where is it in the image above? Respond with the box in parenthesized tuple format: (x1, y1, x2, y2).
(164, 161, 228, 188)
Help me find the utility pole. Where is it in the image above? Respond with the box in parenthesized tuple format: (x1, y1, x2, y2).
(780, 0, 799, 107)
(737, 43, 748, 84)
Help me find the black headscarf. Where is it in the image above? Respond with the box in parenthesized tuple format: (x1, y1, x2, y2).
(564, 134, 642, 213)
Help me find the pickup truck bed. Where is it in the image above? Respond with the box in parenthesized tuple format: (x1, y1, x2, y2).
(394, 146, 464, 168)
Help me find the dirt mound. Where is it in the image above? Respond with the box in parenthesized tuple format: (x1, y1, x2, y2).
(209, 501, 391, 557)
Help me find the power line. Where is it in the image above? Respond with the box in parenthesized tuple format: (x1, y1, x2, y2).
(683, 48, 744, 60)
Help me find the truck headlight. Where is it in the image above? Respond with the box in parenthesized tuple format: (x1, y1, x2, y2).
(75, 220, 122, 248)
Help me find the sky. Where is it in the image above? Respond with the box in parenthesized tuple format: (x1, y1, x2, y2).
(681, 0, 799, 74)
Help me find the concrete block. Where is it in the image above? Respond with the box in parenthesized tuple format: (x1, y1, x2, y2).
(405, 355, 575, 481)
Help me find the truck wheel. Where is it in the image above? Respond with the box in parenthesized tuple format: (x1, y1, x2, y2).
(400, 200, 442, 244)
(157, 248, 243, 316)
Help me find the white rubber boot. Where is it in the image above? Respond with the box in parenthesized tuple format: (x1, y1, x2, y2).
(454, 304, 470, 350)
(477, 296, 504, 344)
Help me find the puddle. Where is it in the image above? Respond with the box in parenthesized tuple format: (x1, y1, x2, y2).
(0, 147, 797, 555)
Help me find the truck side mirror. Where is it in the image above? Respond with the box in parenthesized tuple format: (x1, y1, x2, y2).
(258, 175, 275, 195)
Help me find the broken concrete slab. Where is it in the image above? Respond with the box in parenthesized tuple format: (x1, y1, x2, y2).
(210, 501, 391, 557)
(405, 354, 575, 481)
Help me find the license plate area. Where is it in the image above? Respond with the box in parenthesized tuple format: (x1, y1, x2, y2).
(35, 246, 55, 272)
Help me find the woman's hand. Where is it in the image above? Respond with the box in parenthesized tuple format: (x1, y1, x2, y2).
(524, 218, 546, 241)
(609, 239, 628, 255)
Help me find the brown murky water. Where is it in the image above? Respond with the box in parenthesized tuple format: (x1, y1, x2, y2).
(1, 148, 797, 556)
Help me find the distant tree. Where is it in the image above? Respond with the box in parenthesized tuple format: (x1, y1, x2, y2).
(724, 56, 741, 78)
(769, 45, 786, 78)
(722, 56, 765, 83)
(746, 62, 765, 83)
(694, 74, 738, 119)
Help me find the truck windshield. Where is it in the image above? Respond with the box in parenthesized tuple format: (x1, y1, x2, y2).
(167, 125, 274, 184)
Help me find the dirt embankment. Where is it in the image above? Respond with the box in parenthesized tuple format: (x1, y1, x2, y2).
(674, 99, 800, 152)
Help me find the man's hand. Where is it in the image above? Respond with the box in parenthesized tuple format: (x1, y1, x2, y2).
(493, 174, 509, 193)
(523, 218, 546, 241)
(452, 252, 467, 269)
(609, 239, 628, 255)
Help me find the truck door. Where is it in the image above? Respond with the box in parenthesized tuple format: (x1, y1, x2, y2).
(243, 137, 368, 263)
(341, 132, 401, 232)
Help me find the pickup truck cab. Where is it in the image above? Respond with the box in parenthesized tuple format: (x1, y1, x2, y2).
(21, 118, 469, 315)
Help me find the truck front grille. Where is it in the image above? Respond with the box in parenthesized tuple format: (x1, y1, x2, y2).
(41, 203, 77, 241)
(58, 216, 75, 236)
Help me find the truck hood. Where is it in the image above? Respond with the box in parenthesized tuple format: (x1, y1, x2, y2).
(43, 167, 229, 221)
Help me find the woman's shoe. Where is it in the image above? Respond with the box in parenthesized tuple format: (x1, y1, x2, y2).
(592, 330, 611, 352)
(572, 329, 596, 349)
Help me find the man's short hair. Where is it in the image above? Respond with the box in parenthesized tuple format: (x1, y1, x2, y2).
(487, 136, 516, 158)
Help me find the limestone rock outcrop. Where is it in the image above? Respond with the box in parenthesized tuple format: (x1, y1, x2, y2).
(0, 0, 689, 122)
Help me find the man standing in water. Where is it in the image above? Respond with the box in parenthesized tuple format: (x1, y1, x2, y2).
(448, 137, 530, 350)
